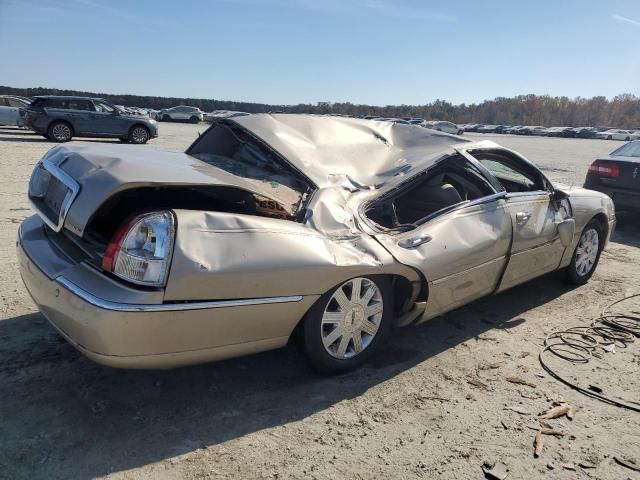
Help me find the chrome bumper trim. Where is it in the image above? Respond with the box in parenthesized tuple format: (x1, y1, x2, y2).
(56, 276, 303, 312)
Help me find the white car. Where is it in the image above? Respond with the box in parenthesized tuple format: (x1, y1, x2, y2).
(0, 95, 31, 126)
(158, 106, 204, 123)
(424, 120, 463, 135)
(596, 129, 640, 141)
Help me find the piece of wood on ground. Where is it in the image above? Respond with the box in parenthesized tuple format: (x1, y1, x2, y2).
(506, 377, 536, 388)
(534, 430, 543, 457)
(539, 404, 571, 419)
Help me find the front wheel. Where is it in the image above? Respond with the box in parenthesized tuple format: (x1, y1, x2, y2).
(189, 116, 199, 124)
(565, 220, 603, 285)
(302, 276, 393, 373)
(128, 126, 150, 144)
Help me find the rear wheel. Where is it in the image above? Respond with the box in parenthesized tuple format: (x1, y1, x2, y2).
(625, 136, 631, 141)
(128, 125, 150, 144)
(302, 276, 393, 373)
(565, 219, 603, 285)
(47, 121, 73, 142)
(607, 135, 612, 140)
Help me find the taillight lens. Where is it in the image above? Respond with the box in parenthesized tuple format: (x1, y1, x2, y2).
(588, 161, 620, 178)
(102, 211, 175, 287)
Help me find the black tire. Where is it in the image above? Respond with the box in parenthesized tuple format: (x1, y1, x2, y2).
(189, 116, 199, 124)
(625, 137, 630, 141)
(162, 114, 170, 122)
(128, 125, 150, 144)
(302, 275, 394, 373)
(565, 219, 604, 285)
(47, 121, 73, 142)
(607, 135, 612, 140)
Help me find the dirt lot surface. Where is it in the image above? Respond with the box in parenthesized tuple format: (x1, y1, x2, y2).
(0, 124, 638, 480)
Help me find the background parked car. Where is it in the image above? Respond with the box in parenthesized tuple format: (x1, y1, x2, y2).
(502, 125, 523, 134)
(158, 106, 204, 123)
(23, 96, 158, 143)
(518, 125, 547, 136)
(424, 120, 463, 135)
(0, 95, 31, 126)
(584, 140, 640, 211)
(596, 129, 640, 141)
(574, 127, 598, 138)
(463, 123, 484, 132)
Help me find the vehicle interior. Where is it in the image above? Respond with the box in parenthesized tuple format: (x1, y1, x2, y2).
(365, 156, 496, 230)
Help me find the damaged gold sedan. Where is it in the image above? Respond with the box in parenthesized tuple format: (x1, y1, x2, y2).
(18, 115, 616, 371)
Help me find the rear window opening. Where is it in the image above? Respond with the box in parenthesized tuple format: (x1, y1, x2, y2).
(187, 121, 315, 216)
(365, 156, 496, 231)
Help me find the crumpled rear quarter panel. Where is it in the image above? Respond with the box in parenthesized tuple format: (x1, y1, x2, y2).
(165, 210, 418, 301)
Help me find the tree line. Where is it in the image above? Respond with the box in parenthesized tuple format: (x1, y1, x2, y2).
(2, 86, 639, 129)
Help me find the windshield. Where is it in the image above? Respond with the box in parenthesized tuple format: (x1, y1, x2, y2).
(187, 122, 313, 216)
(611, 142, 640, 158)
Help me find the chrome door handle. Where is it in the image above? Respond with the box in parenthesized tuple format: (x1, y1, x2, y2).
(398, 234, 432, 249)
(516, 211, 532, 224)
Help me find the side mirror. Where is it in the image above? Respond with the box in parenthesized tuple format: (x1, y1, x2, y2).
(551, 189, 569, 202)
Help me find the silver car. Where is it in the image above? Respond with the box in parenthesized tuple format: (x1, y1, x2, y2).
(158, 105, 204, 123)
(18, 115, 615, 372)
(0, 95, 31, 126)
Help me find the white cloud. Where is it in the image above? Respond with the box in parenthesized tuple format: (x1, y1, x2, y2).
(611, 13, 640, 27)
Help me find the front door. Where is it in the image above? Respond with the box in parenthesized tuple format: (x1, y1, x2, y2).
(461, 147, 570, 291)
(91, 100, 127, 136)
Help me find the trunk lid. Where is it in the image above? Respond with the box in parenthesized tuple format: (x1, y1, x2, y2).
(591, 154, 640, 191)
(34, 143, 289, 236)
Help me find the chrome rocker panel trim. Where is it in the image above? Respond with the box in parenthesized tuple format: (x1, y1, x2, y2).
(56, 276, 304, 312)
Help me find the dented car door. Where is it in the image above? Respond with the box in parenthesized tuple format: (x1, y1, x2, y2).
(375, 193, 512, 322)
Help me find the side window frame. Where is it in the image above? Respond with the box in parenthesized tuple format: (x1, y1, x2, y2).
(459, 147, 553, 195)
(361, 156, 504, 233)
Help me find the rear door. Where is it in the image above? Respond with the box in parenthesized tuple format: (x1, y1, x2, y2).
(369, 158, 513, 321)
(64, 99, 94, 134)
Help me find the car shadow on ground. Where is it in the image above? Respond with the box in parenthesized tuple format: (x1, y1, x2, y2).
(612, 211, 640, 248)
(0, 273, 576, 479)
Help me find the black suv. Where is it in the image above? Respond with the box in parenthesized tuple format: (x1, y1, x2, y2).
(23, 96, 158, 144)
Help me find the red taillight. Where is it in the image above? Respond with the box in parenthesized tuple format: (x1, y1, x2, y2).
(101, 217, 136, 272)
(588, 161, 620, 178)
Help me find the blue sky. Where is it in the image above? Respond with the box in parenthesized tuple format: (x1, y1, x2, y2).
(1, 0, 639, 105)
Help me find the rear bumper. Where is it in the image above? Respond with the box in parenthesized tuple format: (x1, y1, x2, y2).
(18, 215, 317, 369)
(584, 183, 640, 211)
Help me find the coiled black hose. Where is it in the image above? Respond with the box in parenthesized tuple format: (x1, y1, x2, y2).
(538, 293, 640, 412)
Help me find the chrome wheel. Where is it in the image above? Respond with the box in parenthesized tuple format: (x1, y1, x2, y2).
(51, 123, 71, 142)
(321, 277, 383, 359)
(575, 228, 599, 277)
(130, 127, 148, 144)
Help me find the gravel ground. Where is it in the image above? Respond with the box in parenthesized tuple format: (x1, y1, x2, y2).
(0, 124, 638, 480)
